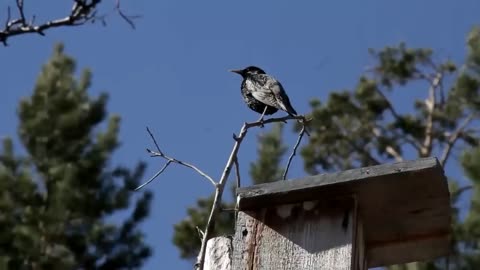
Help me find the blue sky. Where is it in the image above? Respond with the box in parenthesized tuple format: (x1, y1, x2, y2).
(1, 1, 479, 269)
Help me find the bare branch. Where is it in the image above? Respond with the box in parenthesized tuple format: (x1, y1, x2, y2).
(135, 127, 217, 190)
(135, 160, 171, 191)
(146, 126, 163, 155)
(421, 72, 442, 157)
(283, 125, 306, 180)
(440, 113, 477, 167)
(233, 157, 240, 188)
(195, 115, 308, 270)
(0, 0, 139, 46)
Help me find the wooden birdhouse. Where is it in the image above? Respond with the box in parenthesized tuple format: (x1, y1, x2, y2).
(205, 157, 451, 270)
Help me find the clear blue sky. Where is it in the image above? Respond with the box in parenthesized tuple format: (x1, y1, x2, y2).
(1, 1, 479, 269)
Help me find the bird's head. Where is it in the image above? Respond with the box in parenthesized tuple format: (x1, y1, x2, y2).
(229, 66, 266, 78)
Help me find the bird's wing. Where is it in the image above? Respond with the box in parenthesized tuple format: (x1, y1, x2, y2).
(245, 79, 278, 108)
(253, 74, 297, 115)
(254, 75, 289, 111)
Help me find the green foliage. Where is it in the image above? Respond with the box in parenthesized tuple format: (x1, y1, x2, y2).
(301, 27, 480, 270)
(0, 44, 152, 269)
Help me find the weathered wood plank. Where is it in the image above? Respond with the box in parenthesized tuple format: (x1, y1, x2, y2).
(232, 199, 364, 269)
(237, 157, 442, 209)
(235, 157, 450, 268)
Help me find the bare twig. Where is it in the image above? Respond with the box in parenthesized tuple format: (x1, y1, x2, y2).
(135, 160, 171, 191)
(15, 0, 26, 26)
(135, 127, 217, 190)
(453, 185, 473, 198)
(195, 114, 306, 270)
(440, 113, 477, 167)
(283, 125, 306, 180)
(146, 126, 163, 155)
(0, 0, 139, 46)
(196, 226, 205, 243)
(114, 0, 141, 29)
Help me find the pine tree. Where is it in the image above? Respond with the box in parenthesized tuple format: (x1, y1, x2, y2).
(299, 27, 480, 270)
(0, 44, 152, 270)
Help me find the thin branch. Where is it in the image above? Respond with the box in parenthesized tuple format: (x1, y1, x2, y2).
(375, 87, 400, 120)
(233, 157, 240, 188)
(135, 127, 217, 190)
(440, 113, 477, 167)
(385, 146, 403, 162)
(0, 0, 139, 46)
(146, 126, 163, 155)
(453, 185, 473, 198)
(195, 114, 308, 270)
(421, 72, 442, 157)
(283, 125, 306, 180)
(15, 0, 26, 26)
(135, 160, 171, 191)
(195, 226, 205, 243)
(114, 0, 141, 29)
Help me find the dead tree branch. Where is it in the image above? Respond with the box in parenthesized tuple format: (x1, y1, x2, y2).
(136, 114, 307, 270)
(135, 127, 217, 190)
(283, 125, 306, 180)
(195, 114, 306, 270)
(0, 0, 139, 46)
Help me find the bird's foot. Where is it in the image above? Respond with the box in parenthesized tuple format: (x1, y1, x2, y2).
(257, 117, 265, 128)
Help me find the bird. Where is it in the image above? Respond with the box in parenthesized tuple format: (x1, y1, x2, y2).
(230, 66, 298, 121)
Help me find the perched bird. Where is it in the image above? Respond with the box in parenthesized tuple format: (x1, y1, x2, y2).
(230, 66, 297, 120)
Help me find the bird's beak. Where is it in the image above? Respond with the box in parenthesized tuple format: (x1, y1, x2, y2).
(229, 69, 243, 75)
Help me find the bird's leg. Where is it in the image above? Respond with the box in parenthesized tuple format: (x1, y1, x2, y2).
(257, 106, 268, 127)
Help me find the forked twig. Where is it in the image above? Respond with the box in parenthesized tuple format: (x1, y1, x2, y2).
(135, 127, 217, 190)
(0, 0, 140, 45)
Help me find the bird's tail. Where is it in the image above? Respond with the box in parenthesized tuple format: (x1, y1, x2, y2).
(284, 103, 297, 116)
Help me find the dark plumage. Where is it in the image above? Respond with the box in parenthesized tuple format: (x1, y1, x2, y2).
(230, 66, 298, 117)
